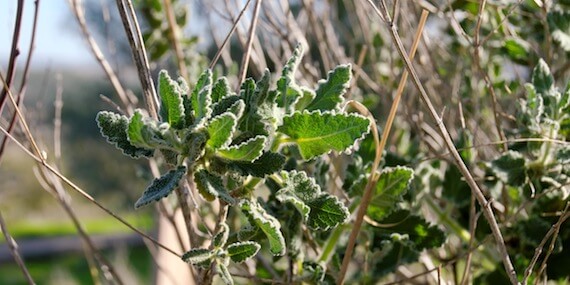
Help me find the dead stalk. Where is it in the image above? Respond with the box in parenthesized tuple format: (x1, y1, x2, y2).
(364, 2, 519, 284)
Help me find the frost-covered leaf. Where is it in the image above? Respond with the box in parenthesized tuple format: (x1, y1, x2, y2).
(217, 136, 266, 162)
(212, 77, 232, 103)
(182, 248, 213, 265)
(207, 113, 237, 150)
(96, 111, 153, 158)
(532, 59, 555, 95)
(216, 262, 233, 285)
(490, 151, 526, 186)
(191, 69, 213, 121)
(224, 151, 286, 177)
(240, 199, 286, 256)
(367, 166, 413, 221)
(278, 111, 370, 160)
(194, 169, 235, 204)
(549, 11, 570, 52)
(135, 166, 187, 208)
(306, 194, 349, 231)
(277, 171, 349, 230)
(183, 131, 208, 162)
(213, 223, 230, 248)
(227, 241, 261, 263)
(306, 64, 351, 111)
(158, 70, 185, 129)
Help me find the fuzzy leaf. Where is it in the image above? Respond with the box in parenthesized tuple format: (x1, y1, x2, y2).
(216, 262, 233, 285)
(277, 171, 349, 230)
(367, 166, 413, 221)
(240, 199, 286, 256)
(549, 11, 570, 52)
(217, 136, 266, 162)
(212, 95, 242, 118)
(532, 59, 555, 95)
(278, 111, 370, 160)
(306, 194, 349, 231)
(490, 151, 526, 186)
(182, 248, 213, 265)
(306, 64, 351, 111)
(277, 44, 303, 113)
(194, 169, 235, 204)
(212, 77, 232, 103)
(372, 209, 446, 251)
(127, 110, 153, 149)
(227, 241, 261, 263)
(224, 152, 286, 177)
(135, 166, 187, 208)
(213, 223, 230, 248)
(96, 111, 153, 158)
(207, 113, 237, 150)
(295, 87, 316, 110)
(158, 70, 185, 129)
(191, 69, 213, 121)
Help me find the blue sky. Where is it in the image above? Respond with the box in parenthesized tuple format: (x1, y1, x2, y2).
(1, 0, 96, 68)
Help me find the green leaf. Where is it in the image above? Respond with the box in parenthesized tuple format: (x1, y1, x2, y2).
(127, 110, 153, 149)
(306, 64, 351, 111)
(191, 69, 213, 121)
(227, 241, 261, 263)
(367, 166, 413, 221)
(278, 111, 370, 160)
(548, 11, 570, 52)
(182, 248, 213, 265)
(490, 151, 527, 186)
(372, 209, 446, 251)
(135, 166, 187, 208)
(295, 87, 316, 110)
(532, 59, 555, 95)
(213, 223, 230, 248)
(216, 262, 233, 285)
(371, 236, 420, 277)
(212, 95, 242, 118)
(183, 131, 208, 163)
(194, 169, 235, 204)
(277, 171, 349, 230)
(277, 44, 303, 113)
(206, 113, 237, 150)
(223, 151, 286, 177)
(212, 77, 232, 103)
(217, 136, 266, 162)
(240, 199, 286, 256)
(96, 111, 153, 158)
(158, 70, 185, 129)
(306, 194, 349, 231)
(501, 38, 530, 64)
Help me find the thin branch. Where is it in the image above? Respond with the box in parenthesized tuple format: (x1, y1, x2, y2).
(365, 2, 519, 284)
(522, 203, 570, 285)
(68, 0, 132, 115)
(337, 9, 428, 284)
(163, 0, 188, 79)
(0, 123, 180, 257)
(209, 0, 253, 69)
(114, 0, 159, 119)
(0, 210, 36, 285)
(237, 0, 263, 86)
(0, 0, 24, 115)
(473, 0, 508, 151)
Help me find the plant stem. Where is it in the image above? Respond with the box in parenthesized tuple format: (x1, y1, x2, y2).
(367, 2, 519, 284)
(337, 9, 428, 284)
(0, 210, 35, 285)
